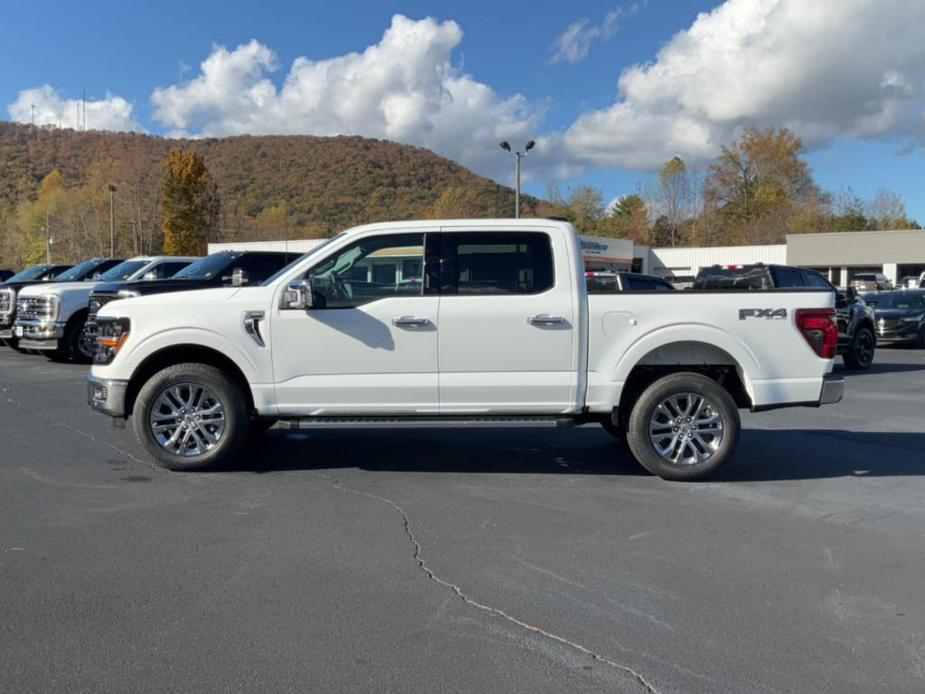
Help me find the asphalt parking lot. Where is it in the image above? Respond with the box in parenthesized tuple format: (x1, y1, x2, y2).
(1, 346, 924, 693)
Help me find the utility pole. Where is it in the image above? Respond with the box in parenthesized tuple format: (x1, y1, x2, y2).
(31, 103, 36, 125)
(109, 185, 117, 257)
(499, 140, 535, 218)
(45, 210, 51, 263)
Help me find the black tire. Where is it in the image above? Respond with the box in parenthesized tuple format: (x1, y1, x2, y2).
(64, 313, 96, 364)
(916, 327, 925, 348)
(132, 362, 251, 471)
(625, 372, 740, 481)
(843, 326, 875, 370)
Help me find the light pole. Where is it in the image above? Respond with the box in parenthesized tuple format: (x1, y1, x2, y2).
(45, 210, 51, 264)
(499, 140, 535, 218)
(108, 185, 117, 258)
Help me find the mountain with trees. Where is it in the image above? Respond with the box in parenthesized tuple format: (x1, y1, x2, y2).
(0, 120, 546, 267)
(0, 120, 919, 268)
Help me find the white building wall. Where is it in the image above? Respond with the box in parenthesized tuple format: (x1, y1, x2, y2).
(208, 239, 326, 254)
(648, 244, 787, 278)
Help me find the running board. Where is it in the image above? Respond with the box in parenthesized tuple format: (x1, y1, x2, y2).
(278, 415, 577, 430)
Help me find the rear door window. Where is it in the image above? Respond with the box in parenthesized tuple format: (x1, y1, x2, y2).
(441, 232, 554, 295)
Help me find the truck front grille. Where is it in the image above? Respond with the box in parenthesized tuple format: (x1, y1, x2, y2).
(0, 288, 12, 314)
(16, 296, 54, 320)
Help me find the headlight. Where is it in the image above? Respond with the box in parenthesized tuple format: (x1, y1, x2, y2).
(44, 295, 60, 320)
(94, 317, 131, 365)
(901, 313, 924, 323)
(117, 289, 141, 299)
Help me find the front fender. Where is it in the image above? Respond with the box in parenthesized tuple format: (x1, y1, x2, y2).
(117, 327, 261, 383)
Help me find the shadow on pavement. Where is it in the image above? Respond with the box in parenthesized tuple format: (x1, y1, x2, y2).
(231, 426, 925, 482)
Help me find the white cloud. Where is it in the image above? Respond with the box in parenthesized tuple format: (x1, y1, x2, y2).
(563, 0, 925, 169)
(150, 15, 544, 179)
(8, 85, 142, 132)
(551, 5, 639, 64)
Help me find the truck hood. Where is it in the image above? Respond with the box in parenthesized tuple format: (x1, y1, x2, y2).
(92, 277, 219, 297)
(98, 287, 244, 319)
(17, 281, 98, 298)
(875, 308, 924, 320)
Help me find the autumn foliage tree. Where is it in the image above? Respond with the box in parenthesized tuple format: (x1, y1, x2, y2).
(160, 149, 220, 255)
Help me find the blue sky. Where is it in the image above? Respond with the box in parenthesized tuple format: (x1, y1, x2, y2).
(3, 0, 924, 221)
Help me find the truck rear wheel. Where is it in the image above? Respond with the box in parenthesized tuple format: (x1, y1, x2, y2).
(625, 372, 740, 481)
(132, 363, 251, 471)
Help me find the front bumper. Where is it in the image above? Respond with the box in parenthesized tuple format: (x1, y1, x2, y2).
(819, 373, 845, 405)
(87, 374, 129, 418)
(13, 319, 66, 350)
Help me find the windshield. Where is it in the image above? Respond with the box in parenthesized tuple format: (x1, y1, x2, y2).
(98, 259, 150, 282)
(172, 253, 239, 280)
(866, 292, 925, 310)
(7, 264, 52, 282)
(56, 259, 104, 281)
(260, 234, 345, 286)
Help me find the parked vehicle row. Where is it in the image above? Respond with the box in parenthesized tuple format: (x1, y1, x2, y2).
(83, 219, 845, 481)
(693, 264, 877, 370)
(0, 251, 300, 363)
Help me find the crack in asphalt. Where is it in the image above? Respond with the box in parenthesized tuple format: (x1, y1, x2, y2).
(321, 473, 660, 694)
(1, 388, 157, 471)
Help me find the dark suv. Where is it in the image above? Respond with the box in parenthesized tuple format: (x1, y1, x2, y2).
(87, 251, 299, 325)
(694, 264, 876, 370)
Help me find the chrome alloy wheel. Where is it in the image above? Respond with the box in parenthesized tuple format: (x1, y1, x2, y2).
(648, 392, 724, 466)
(149, 383, 226, 457)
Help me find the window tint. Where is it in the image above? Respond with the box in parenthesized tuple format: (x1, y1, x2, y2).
(235, 254, 291, 284)
(307, 233, 425, 308)
(773, 267, 805, 287)
(156, 261, 194, 279)
(625, 276, 652, 291)
(651, 279, 674, 291)
(803, 271, 833, 289)
(443, 232, 553, 295)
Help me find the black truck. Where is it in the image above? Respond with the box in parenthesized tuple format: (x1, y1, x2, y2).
(87, 250, 298, 326)
(694, 264, 877, 370)
(0, 263, 75, 346)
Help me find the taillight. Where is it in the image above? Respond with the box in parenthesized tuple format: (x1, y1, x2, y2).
(796, 308, 837, 359)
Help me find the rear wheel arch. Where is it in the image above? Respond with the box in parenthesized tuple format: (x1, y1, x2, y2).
(125, 344, 255, 417)
(615, 341, 752, 426)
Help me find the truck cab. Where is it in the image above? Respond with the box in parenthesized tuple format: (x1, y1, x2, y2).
(88, 220, 844, 480)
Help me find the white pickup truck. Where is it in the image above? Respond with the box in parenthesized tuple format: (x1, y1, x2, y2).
(87, 220, 844, 480)
(16, 256, 198, 362)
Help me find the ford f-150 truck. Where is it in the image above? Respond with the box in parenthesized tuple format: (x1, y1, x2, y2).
(15, 256, 198, 362)
(87, 220, 844, 480)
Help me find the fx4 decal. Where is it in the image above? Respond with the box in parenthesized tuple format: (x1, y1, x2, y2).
(739, 308, 788, 320)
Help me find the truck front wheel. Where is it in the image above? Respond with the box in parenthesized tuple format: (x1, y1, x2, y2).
(625, 372, 740, 481)
(132, 363, 251, 471)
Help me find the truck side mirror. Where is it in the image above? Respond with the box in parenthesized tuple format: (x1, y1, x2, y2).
(846, 286, 857, 302)
(280, 279, 313, 310)
(231, 268, 249, 287)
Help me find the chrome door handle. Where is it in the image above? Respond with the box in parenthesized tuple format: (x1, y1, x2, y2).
(528, 314, 566, 326)
(392, 315, 430, 327)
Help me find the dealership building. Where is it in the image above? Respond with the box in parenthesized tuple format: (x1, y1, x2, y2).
(210, 228, 925, 288)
